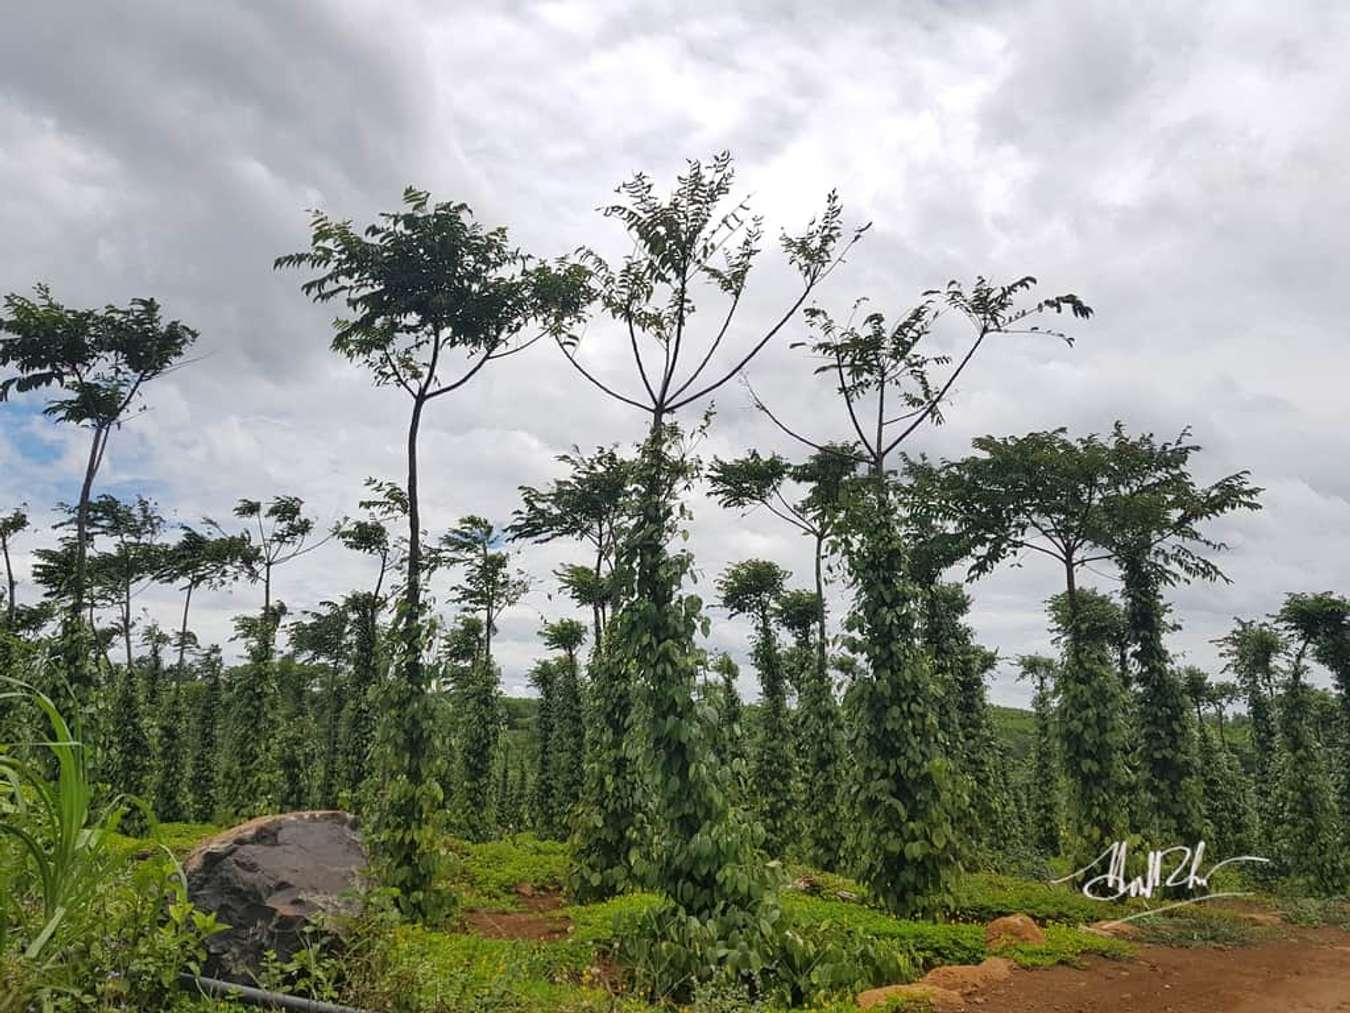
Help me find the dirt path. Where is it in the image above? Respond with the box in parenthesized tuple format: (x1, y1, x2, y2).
(461, 889, 571, 941)
(974, 927, 1350, 1012)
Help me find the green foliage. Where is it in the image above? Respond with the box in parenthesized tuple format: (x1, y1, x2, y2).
(185, 650, 222, 823)
(569, 637, 645, 903)
(529, 657, 561, 838)
(547, 624, 587, 836)
(1128, 905, 1282, 948)
(453, 659, 503, 842)
(217, 608, 280, 819)
(622, 429, 774, 938)
(0, 679, 128, 957)
(153, 678, 190, 822)
(0, 284, 197, 709)
(719, 559, 796, 857)
(1274, 676, 1346, 894)
(1185, 667, 1257, 858)
(841, 484, 960, 917)
(1279, 591, 1350, 822)
(946, 871, 1130, 924)
(790, 640, 844, 872)
(104, 660, 153, 808)
(1017, 656, 1062, 856)
(1217, 619, 1284, 837)
(367, 604, 454, 921)
(0, 682, 223, 1009)
(339, 592, 384, 805)
(1048, 588, 1132, 856)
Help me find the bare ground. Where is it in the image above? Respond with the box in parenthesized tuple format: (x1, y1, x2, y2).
(972, 926, 1350, 1012)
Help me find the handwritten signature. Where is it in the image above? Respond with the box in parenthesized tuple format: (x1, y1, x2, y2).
(1052, 840, 1271, 922)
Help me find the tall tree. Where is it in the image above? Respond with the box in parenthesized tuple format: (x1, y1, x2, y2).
(945, 429, 1129, 856)
(558, 152, 859, 933)
(0, 506, 28, 631)
(1096, 425, 1260, 843)
(162, 526, 256, 673)
(278, 187, 587, 917)
(510, 446, 633, 643)
(761, 278, 1088, 913)
(1182, 666, 1255, 857)
(0, 285, 195, 710)
(440, 516, 529, 668)
(1217, 620, 1284, 838)
(1277, 592, 1350, 822)
(225, 495, 324, 613)
(84, 495, 167, 670)
(710, 449, 851, 870)
(718, 559, 795, 857)
(709, 446, 853, 693)
(1276, 593, 1349, 891)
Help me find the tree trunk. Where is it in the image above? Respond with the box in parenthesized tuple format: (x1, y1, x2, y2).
(3, 532, 17, 629)
(178, 582, 195, 673)
(403, 393, 427, 690)
(72, 427, 105, 618)
(592, 541, 604, 647)
(1063, 555, 1084, 670)
(813, 530, 828, 692)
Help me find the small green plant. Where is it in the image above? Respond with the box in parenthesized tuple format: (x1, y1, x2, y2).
(1128, 906, 1281, 949)
(1, 677, 225, 1010)
(0, 678, 127, 961)
(1278, 896, 1350, 929)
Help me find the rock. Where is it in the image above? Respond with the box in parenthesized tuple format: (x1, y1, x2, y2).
(985, 913, 1045, 950)
(920, 957, 1014, 993)
(185, 810, 367, 982)
(1087, 918, 1140, 939)
(857, 982, 966, 1010)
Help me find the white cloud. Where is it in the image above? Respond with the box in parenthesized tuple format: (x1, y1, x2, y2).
(2, 0, 1347, 703)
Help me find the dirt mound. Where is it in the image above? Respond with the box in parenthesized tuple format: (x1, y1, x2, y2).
(921, 956, 1014, 992)
(986, 913, 1045, 950)
(857, 982, 966, 1010)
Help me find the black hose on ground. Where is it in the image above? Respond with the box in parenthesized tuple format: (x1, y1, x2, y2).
(180, 973, 368, 1012)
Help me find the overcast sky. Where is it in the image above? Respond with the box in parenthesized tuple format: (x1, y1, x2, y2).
(2, 1, 1347, 706)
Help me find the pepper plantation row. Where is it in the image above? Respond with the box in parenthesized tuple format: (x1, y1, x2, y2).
(2, 152, 1348, 1008)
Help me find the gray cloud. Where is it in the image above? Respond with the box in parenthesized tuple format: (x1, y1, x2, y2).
(2, 1, 1347, 706)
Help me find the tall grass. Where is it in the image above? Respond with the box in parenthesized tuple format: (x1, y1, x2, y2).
(0, 677, 126, 961)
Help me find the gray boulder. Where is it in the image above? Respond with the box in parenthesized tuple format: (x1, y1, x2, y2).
(184, 810, 367, 982)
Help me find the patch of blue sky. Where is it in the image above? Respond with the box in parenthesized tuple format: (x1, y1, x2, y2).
(2, 401, 168, 507)
(1, 400, 63, 465)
